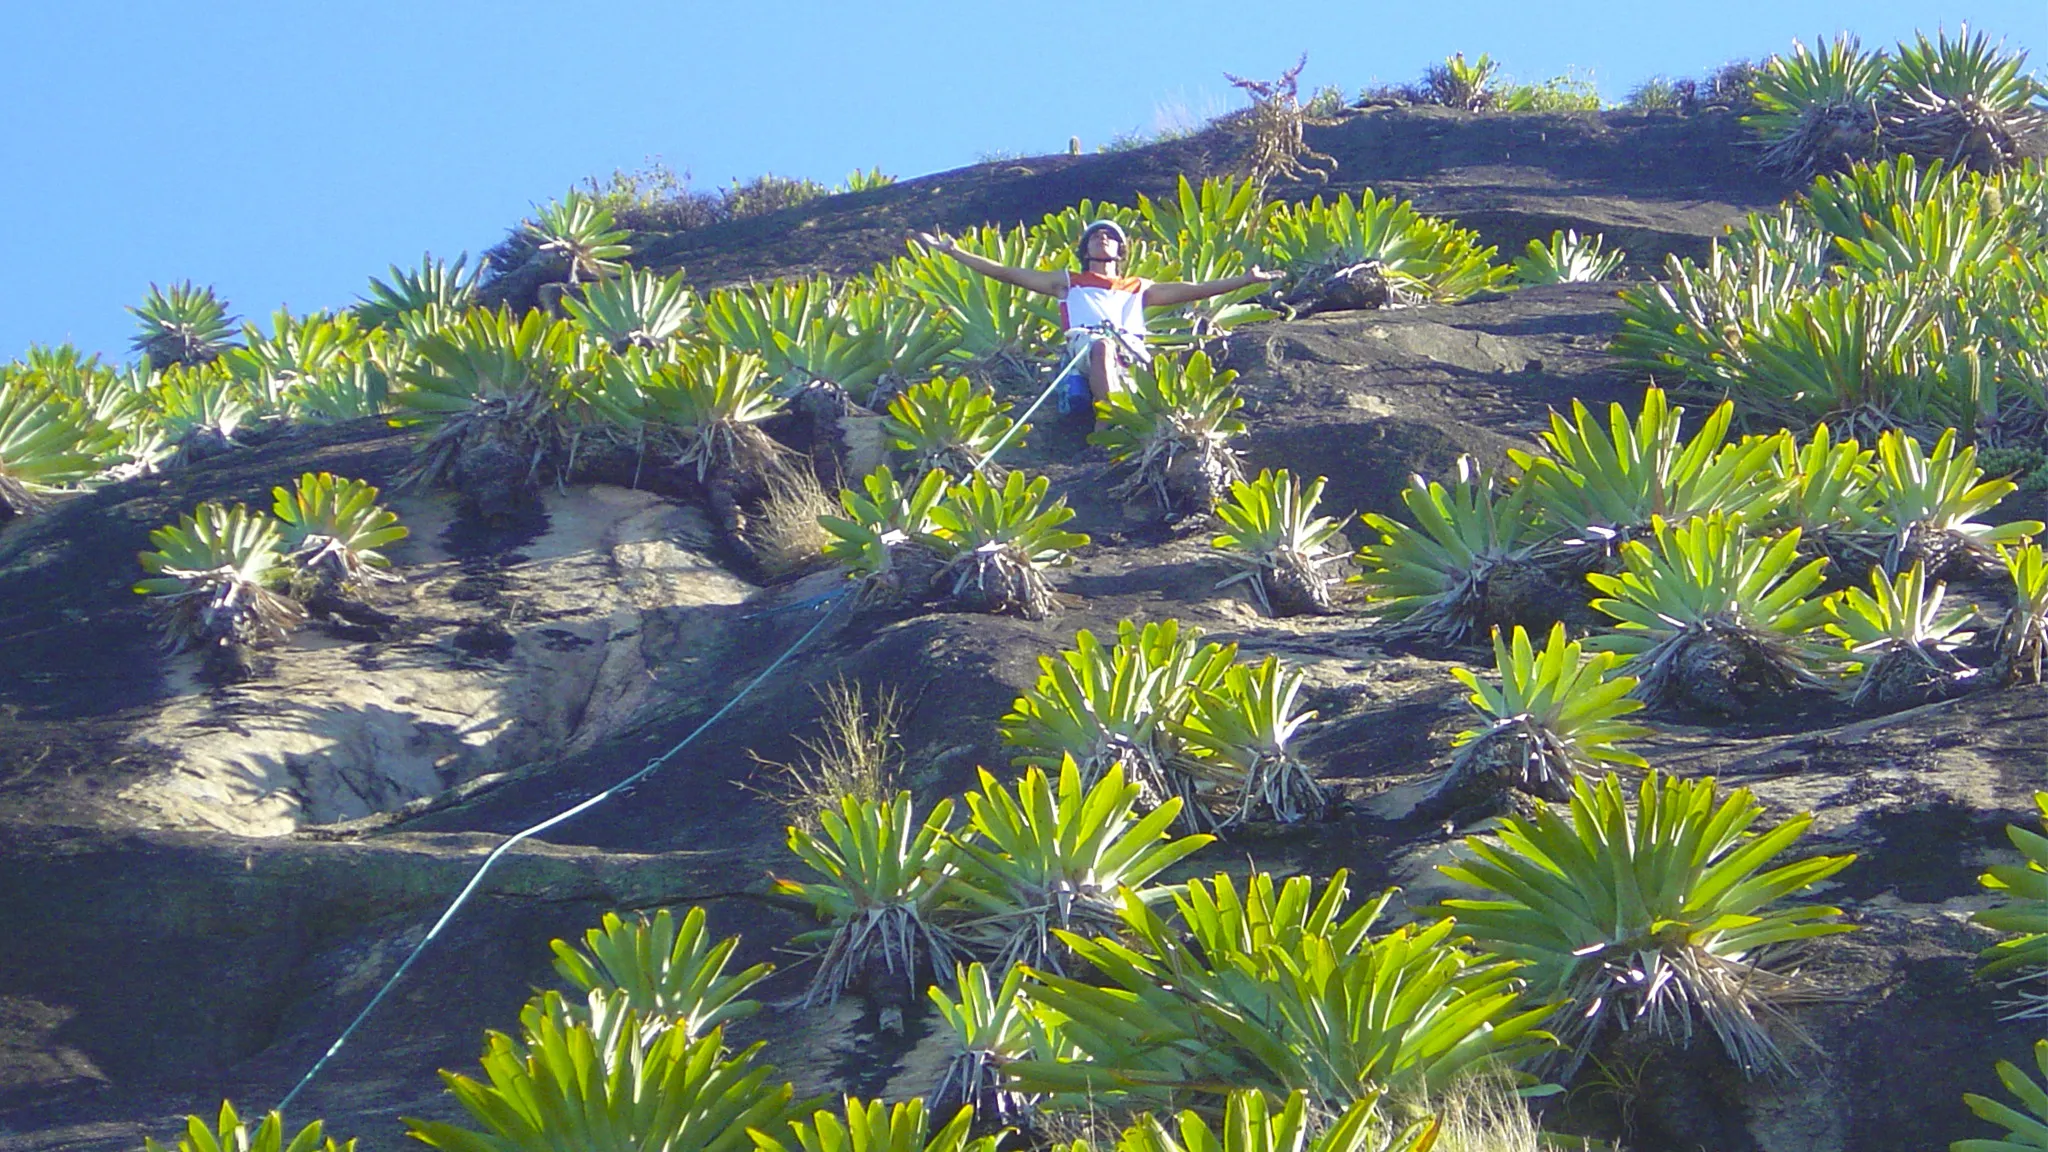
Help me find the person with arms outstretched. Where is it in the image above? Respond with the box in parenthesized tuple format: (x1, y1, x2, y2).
(912, 221, 1281, 423)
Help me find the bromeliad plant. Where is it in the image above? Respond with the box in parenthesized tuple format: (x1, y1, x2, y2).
(1511, 229, 1626, 284)
(1507, 389, 1784, 557)
(752, 1097, 995, 1152)
(151, 361, 254, 467)
(145, 1101, 354, 1152)
(1012, 871, 1552, 1111)
(1956, 1040, 2048, 1151)
(881, 375, 1021, 479)
(1117, 1089, 1441, 1152)
(1822, 562, 1980, 709)
(1090, 351, 1247, 514)
(1431, 771, 1858, 1076)
(548, 906, 771, 1040)
(927, 470, 1087, 620)
(134, 502, 306, 655)
(355, 252, 483, 329)
(1171, 656, 1326, 827)
(564, 266, 696, 349)
(0, 379, 114, 517)
(1998, 544, 2048, 685)
(927, 961, 1047, 1128)
(129, 281, 238, 367)
(1587, 513, 1836, 714)
(1758, 423, 1883, 564)
(1263, 189, 1509, 305)
(1745, 32, 1887, 175)
(948, 758, 1213, 972)
(269, 472, 408, 599)
(1354, 458, 1550, 644)
(819, 466, 950, 609)
(774, 791, 966, 1008)
(1426, 623, 1650, 814)
(999, 618, 1236, 820)
(1882, 24, 2048, 173)
(524, 190, 633, 285)
(403, 1002, 808, 1152)
(1212, 469, 1345, 616)
(1975, 794, 2048, 1020)
(1870, 428, 2043, 577)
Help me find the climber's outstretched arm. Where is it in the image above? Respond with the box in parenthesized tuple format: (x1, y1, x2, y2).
(912, 232, 1067, 296)
(1143, 266, 1284, 307)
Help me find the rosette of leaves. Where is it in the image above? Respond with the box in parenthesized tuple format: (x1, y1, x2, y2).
(819, 466, 949, 608)
(1823, 562, 1980, 709)
(894, 225, 1064, 377)
(1011, 871, 1551, 1110)
(948, 758, 1214, 972)
(881, 375, 1020, 478)
(1170, 655, 1325, 827)
(700, 278, 840, 383)
(129, 281, 238, 366)
(1586, 513, 1836, 714)
(999, 619, 1236, 821)
(772, 791, 965, 1008)
(0, 378, 115, 517)
(1424, 623, 1650, 817)
(1998, 544, 2048, 685)
(1956, 1039, 2048, 1151)
(151, 361, 254, 466)
(134, 502, 306, 654)
(927, 470, 1087, 620)
(403, 1001, 809, 1152)
(230, 308, 368, 417)
(1744, 32, 1886, 175)
(838, 276, 963, 403)
(1974, 793, 2048, 997)
(1431, 770, 1857, 1076)
(1118, 1089, 1441, 1152)
(751, 1097, 994, 1152)
(396, 307, 582, 517)
(1089, 350, 1247, 514)
(270, 472, 408, 599)
(1130, 179, 1285, 353)
(354, 252, 483, 329)
(1511, 229, 1625, 284)
(1757, 423, 1883, 568)
(564, 266, 696, 349)
(548, 906, 771, 1039)
(1723, 276, 1945, 434)
(1213, 468, 1345, 616)
(1870, 428, 2043, 577)
(927, 961, 1048, 1127)
(1883, 25, 2048, 173)
(1353, 457, 1549, 644)
(524, 190, 633, 285)
(1610, 219, 1832, 390)
(145, 1100, 354, 1152)
(1263, 189, 1509, 306)
(596, 343, 788, 484)
(1507, 389, 1784, 559)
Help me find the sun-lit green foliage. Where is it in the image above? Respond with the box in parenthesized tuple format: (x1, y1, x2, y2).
(1973, 793, 2048, 982)
(928, 470, 1087, 619)
(927, 961, 1048, 1127)
(1090, 350, 1246, 513)
(895, 225, 1064, 371)
(1883, 25, 2048, 172)
(592, 343, 787, 481)
(839, 167, 898, 193)
(773, 792, 965, 1007)
(1759, 423, 1882, 542)
(403, 1000, 808, 1152)
(1170, 655, 1325, 826)
(752, 1097, 992, 1152)
(270, 472, 408, 595)
(549, 906, 771, 1039)
(1507, 389, 1783, 546)
(1117, 1089, 1441, 1152)
(1264, 189, 1510, 302)
(0, 377, 117, 516)
(1443, 623, 1650, 803)
(1433, 770, 1856, 1075)
(145, 1100, 354, 1152)
(150, 360, 252, 466)
(1870, 427, 2043, 573)
(1745, 32, 1887, 175)
(355, 252, 484, 329)
(1353, 457, 1544, 643)
(396, 306, 584, 492)
(129, 281, 238, 367)
(1586, 513, 1836, 709)
(230, 309, 369, 417)
(1823, 562, 1979, 706)
(1999, 544, 2048, 684)
(1212, 469, 1344, 616)
(882, 375, 1020, 478)
(1511, 229, 1625, 284)
(564, 266, 696, 349)
(134, 502, 306, 652)
(525, 191, 634, 285)
(1956, 1039, 2048, 1151)
(820, 465, 950, 590)
(949, 758, 1213, 971)
(1012, 869, 1552, 1110)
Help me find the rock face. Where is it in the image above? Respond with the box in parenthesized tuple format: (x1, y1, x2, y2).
(1, 109, 2041, 1152)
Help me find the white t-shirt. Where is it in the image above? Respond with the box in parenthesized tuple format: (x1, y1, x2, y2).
(1059, 271, 1151, 342)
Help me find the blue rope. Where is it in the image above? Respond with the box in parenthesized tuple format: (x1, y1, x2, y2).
(274, 588, 848, 1112)
(970, 326, 1114, 474)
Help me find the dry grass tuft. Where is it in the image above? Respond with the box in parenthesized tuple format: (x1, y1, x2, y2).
(743, 460, 836, 581)
(1395, 1068, 1577, 1152)
(748, 679, 905, 829)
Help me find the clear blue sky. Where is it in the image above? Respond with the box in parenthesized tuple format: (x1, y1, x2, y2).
(3, 1, 2041, 363)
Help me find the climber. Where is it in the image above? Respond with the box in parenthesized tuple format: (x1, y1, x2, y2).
(911, 221, 1282, 423)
